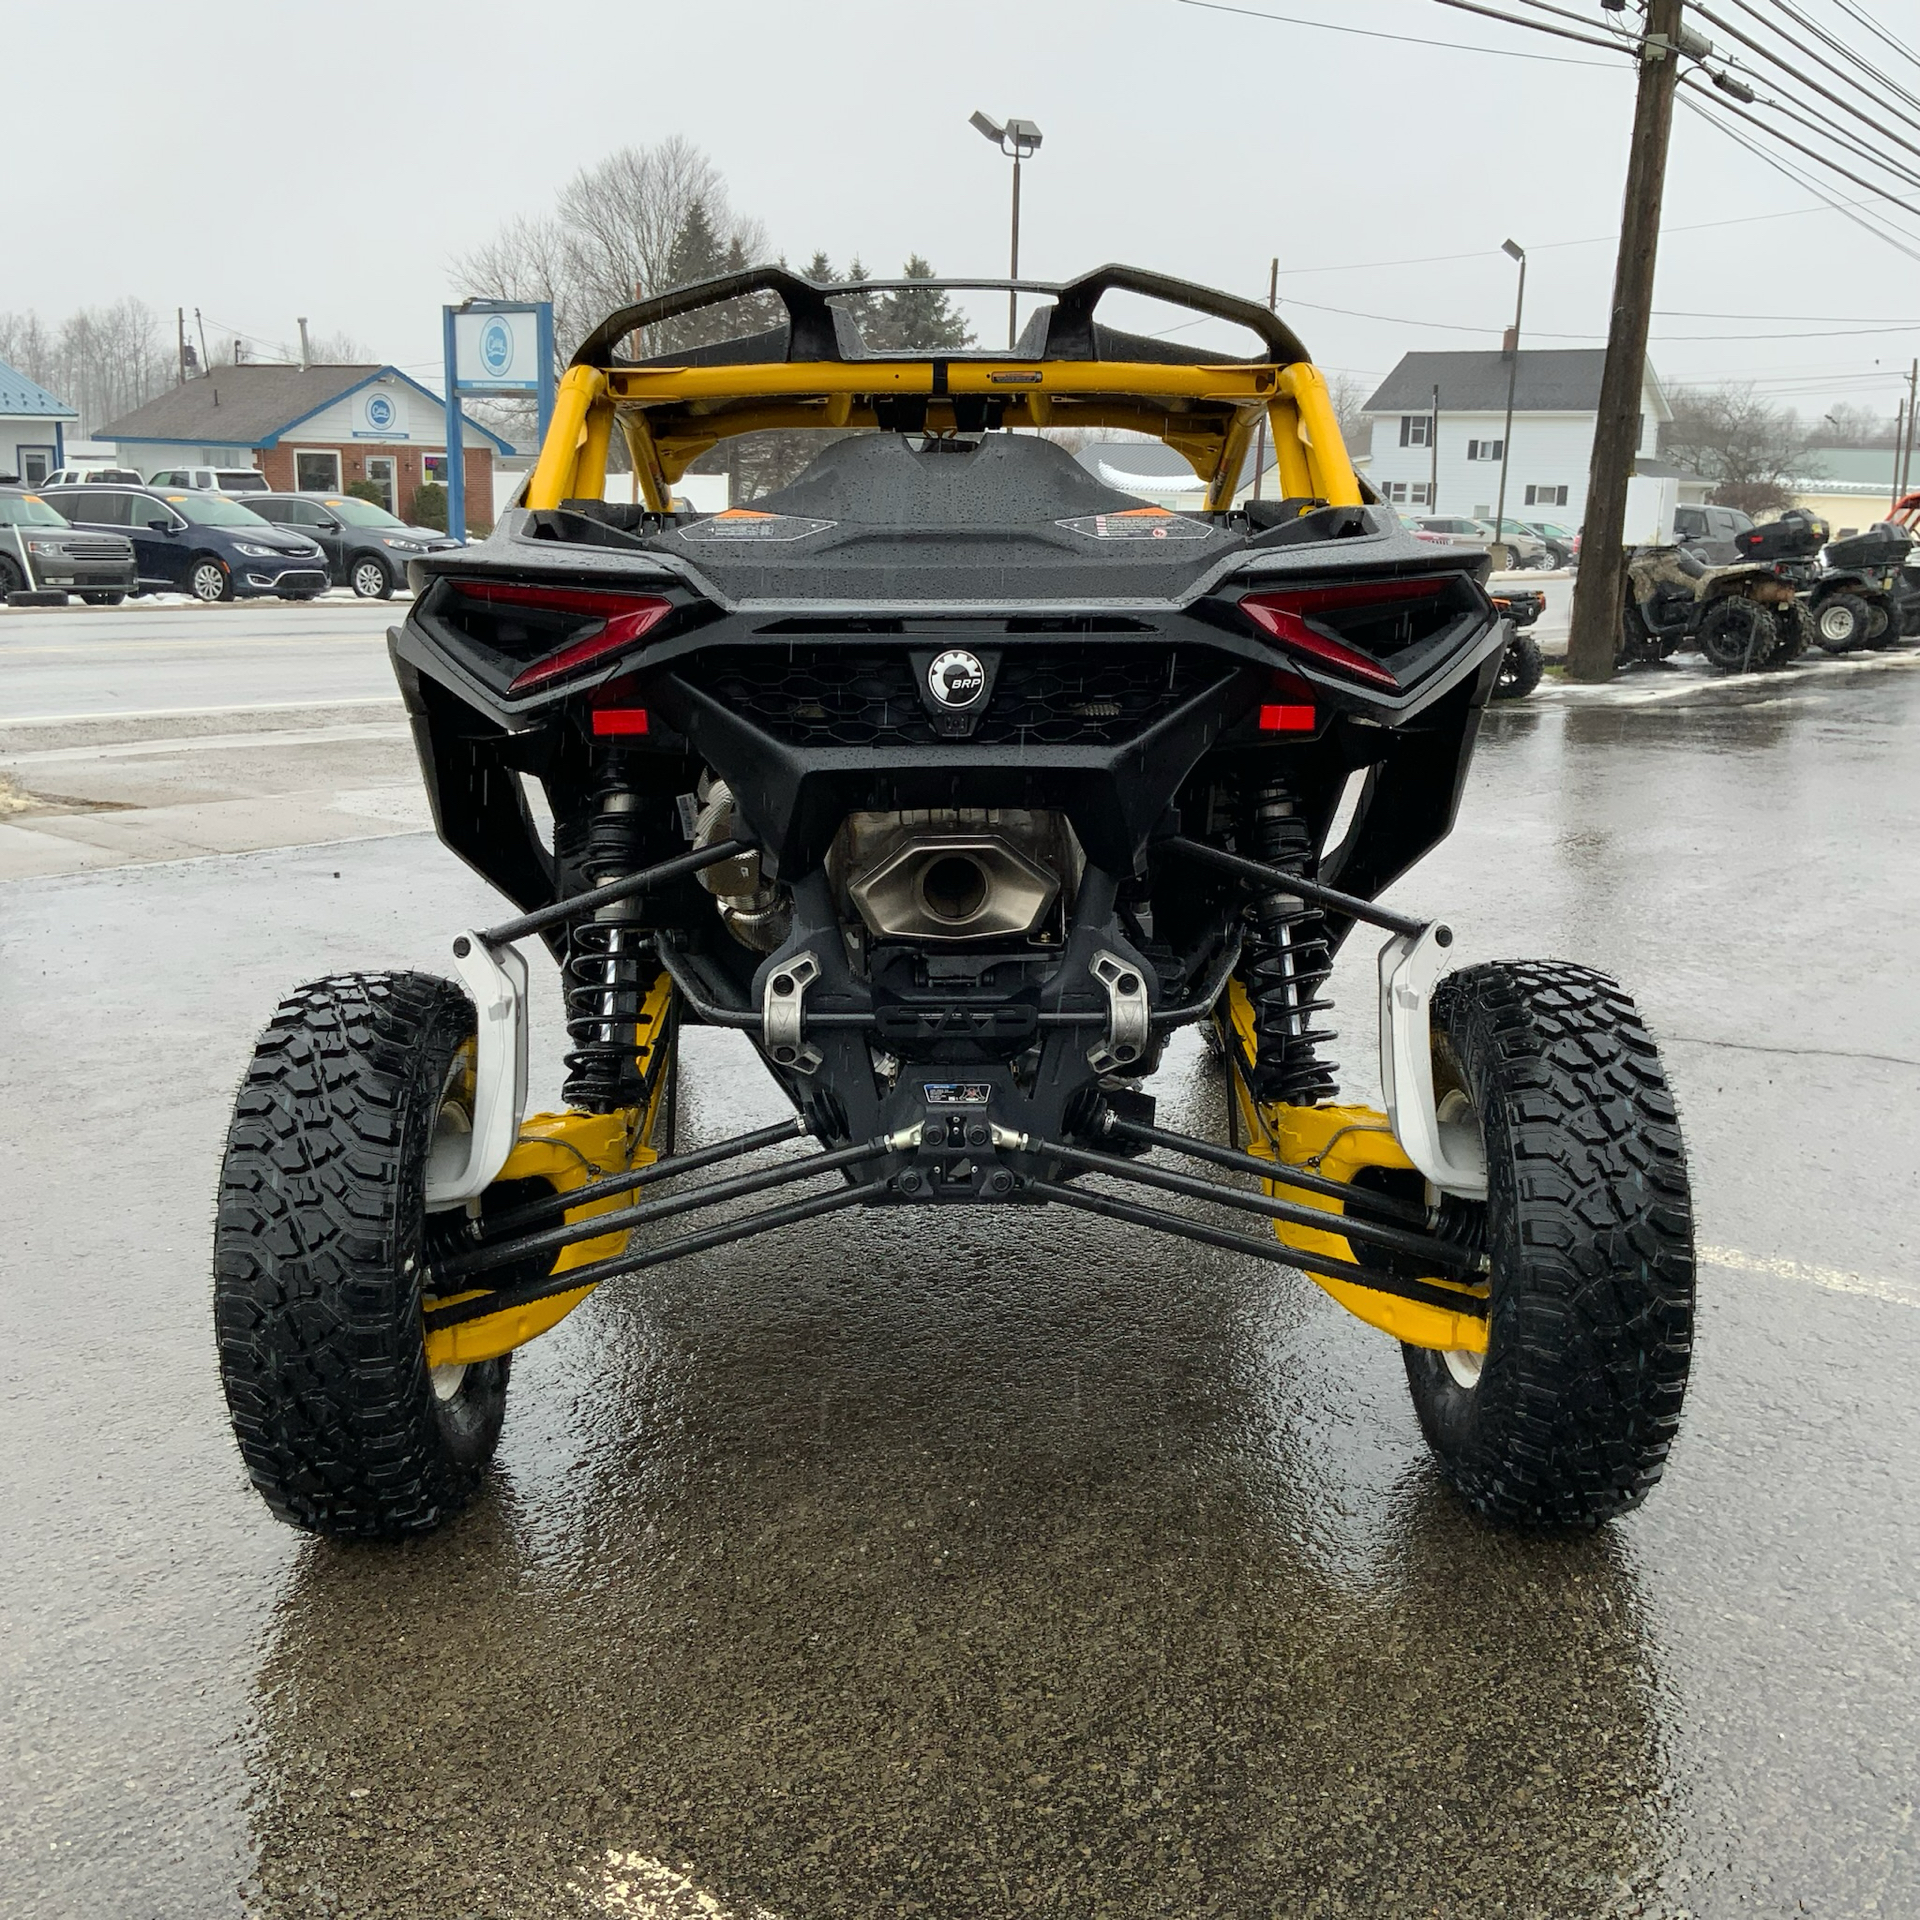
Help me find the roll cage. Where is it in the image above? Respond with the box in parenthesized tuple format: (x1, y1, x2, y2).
(523, 262, 1365, 520)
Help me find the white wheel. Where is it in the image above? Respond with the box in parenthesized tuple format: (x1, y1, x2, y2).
(189, 558, 231, 602)
(351, 555, 393, 600)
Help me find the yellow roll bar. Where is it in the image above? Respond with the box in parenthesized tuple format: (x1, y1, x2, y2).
(522, 353, 1361, 517)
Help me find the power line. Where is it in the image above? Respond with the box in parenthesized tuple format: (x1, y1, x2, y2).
(1831, 0, 1920, 81)
(1172, 0, 1620, 65)
(1429, 0, 1637, 55)
(1692, 2, 1920, 164)
(1725, 0, 1920, 123)
(1678, 88, 1920, 264)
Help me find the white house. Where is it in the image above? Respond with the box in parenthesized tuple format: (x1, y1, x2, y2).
(1361, 349, 1677, 525)
(0, 360, 79, 487)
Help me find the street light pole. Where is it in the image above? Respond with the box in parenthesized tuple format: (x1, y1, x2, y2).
(970, 112, 1044, 350)
(1492, 238, 1526, 571)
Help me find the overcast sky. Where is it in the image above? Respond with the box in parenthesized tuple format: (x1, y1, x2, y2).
(9, 0, 1920, 427)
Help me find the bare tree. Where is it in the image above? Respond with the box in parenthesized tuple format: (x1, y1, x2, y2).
(1661, 383, 1815, 515)
(1815, 400, 1901, 449)
(0, 300, 170, 435)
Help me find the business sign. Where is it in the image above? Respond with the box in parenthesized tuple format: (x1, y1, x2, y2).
(453, 308, 542, 392)
(353, 384, 408, 439)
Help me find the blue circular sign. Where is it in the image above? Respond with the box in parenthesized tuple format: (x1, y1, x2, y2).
(364, 390, 396, 432)
(480, 316, 514, 378)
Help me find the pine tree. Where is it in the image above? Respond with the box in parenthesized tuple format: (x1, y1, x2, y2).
(874, 255, 974, 353)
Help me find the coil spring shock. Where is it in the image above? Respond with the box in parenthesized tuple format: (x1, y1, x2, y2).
(561, 770, 654, 1113)
(1241, 779, 1338, 1106)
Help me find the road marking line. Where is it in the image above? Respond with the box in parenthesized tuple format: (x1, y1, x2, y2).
(0, 634, 386, 656)
(1700, 1244, 1920, 1310)
(0, 697, 403, 728)
(3, 722, 410, 765)
(586, 1851, 782, 1918)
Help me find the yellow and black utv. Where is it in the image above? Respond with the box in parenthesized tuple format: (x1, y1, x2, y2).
(213, 265, 1695, 1539)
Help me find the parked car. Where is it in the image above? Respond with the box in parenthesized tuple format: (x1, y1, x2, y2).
(1516, 518, 1578, 567)
(0, 487, 138, 603)
(42, 463, 143, 488)
(144, 464, 270, 494)
(243, 492, 460, 598)
(1408, 514, 1546, 571)
(38, 484, 330, 601)
(1672, 503, 1754, 564)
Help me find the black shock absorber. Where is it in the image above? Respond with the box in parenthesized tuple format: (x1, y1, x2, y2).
(1240, 778, 1338, 1106)
(561, 766, 654, 1113)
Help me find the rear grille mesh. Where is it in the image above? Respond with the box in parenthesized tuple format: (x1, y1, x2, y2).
(676, 646, 1226, 747)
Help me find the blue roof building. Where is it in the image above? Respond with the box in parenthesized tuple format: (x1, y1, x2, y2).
(0, 360, 79, 487)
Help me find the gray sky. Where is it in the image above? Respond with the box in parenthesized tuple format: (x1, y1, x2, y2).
(9, 0, 1920, 426)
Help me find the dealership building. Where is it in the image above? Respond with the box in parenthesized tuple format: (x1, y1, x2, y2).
(94, 364, 514, 522)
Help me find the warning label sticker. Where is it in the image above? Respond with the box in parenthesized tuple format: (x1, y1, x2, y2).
(1056, 507, 1214, 541)
(679, 511, 836, 543)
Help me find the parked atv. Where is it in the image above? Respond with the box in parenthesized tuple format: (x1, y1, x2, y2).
(1802, 521, 1913, 651)
(1489, 586, 1545, 699)
(1623, 542, 1804, 672)
(212, 264, 1696, 1543)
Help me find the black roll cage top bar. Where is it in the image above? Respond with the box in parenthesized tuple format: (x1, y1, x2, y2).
(569, 262, 1313, 373)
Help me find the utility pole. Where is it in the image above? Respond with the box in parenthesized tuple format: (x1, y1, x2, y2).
(1492, 240, 1526, 566)
(1902, 359, 1918, 501)
(1251, 256, 1279, 502)
(176, 307, 188, 384)
(1430, 383, 1441, 510)
(1565, 0, 1686, 680)
(194, 307, 211, 377)
(1893, 397, 1909, 513)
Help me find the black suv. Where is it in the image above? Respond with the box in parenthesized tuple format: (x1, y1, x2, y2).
(244, 492, 460, 599)
(1673, 503, 1755, 563)
(38, 485, 330, 601)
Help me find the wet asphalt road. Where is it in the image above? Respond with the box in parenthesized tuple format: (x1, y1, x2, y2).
(4, 663, 1920, 1919)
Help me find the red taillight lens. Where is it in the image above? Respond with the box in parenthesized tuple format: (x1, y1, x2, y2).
(591, 707, 650, 736)
(1239, 577, 1457, 691)
(449, 582, 673, 693)
(1259, 702, 1316, 731)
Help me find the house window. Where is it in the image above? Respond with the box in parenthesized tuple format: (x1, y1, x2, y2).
(1409, 482, 1431, 505)
(1399, 415, 1432, 448)
(1524, 484, 1569, 507)
(422, 453, 449, 485)
(18, 446, 54, 486)
(295, 450, 342, 491)
(1383, 481, 1408, 503)
(1466, 438, 1504, 461)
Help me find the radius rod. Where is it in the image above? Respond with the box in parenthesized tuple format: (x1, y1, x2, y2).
(1100, 1114, 1437, 1231)
(1024, 1179, 1487, 1319)
(1037, 1138, 1480, 1275)
(434, 1134, 893, 1283)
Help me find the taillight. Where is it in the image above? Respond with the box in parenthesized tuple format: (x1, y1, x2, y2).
(1239, 576, 1461, 691)
(1257, 666, 1317, 732)
(446, 581, 673, 693)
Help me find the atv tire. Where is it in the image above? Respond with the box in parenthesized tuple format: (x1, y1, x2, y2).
(213, 971, 511, 1539)
(1863, 597, 1896, 647)
(1492, 630, 1545, 700)
(1813, 591, 1871, 653)
(1401, 961, 1695, 1530)
(1774, 598, 1814, 663)
(1697, 595, 1779, 672)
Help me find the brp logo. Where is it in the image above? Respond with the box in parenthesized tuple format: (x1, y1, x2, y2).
(927, 648, 987, 709)
(480, 316, 514, 379)
(364, 390, 396, 432)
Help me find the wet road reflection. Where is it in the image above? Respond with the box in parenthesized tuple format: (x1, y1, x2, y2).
(4, 662, 1918, 1918)
(246, 1039, 1669, 1918)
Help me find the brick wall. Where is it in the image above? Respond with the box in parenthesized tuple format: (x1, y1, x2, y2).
(260, 442, 494, 532)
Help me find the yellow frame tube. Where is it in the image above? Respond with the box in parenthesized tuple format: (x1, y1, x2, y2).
(1221, 984, 1488, 1355)
(1268, 398, 1314, 500)
(1280, 363, 1363, 507)
(525, 364, 608, 511)
(423, 972, 676, 1368)
(524, 355, 1359, 515)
